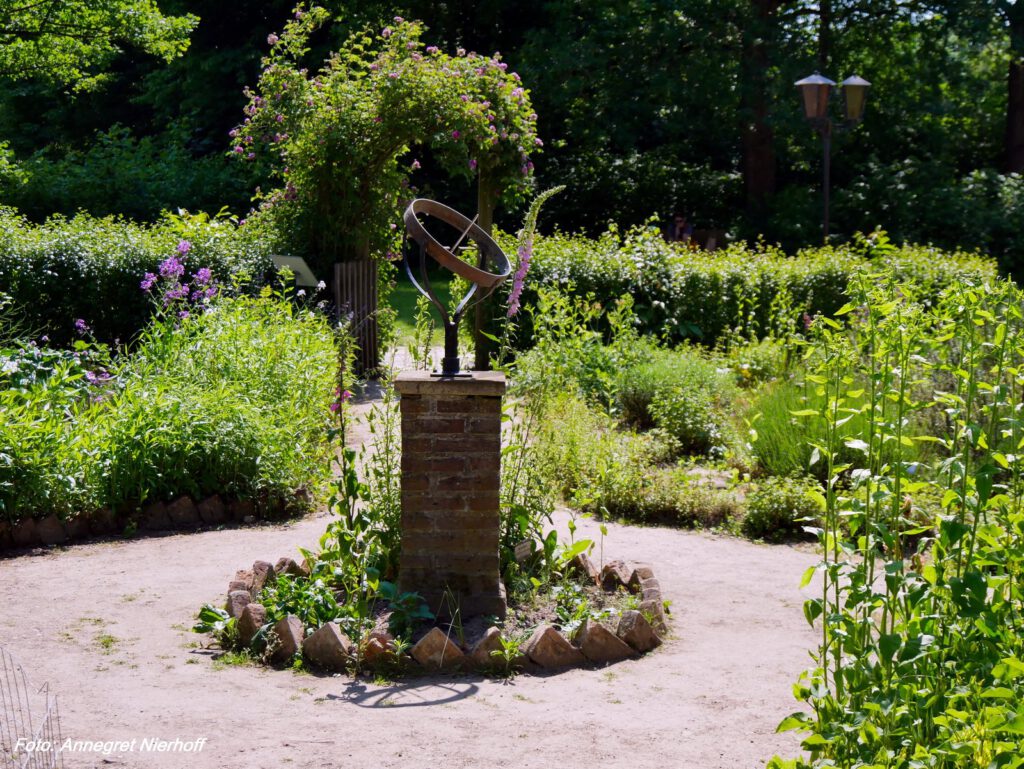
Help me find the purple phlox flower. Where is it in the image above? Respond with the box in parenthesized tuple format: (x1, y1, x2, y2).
(85, 369, 110, 384)
(294, 8, 303, 18)
(140, 272, 158, 291)
(40, 335, 49, 343)
(205, 286, 219, 300)
(194, 267, 212, 285)
(507, 238, 533, 317)
(162, 285, 188, 305)
(178, 310, 190, 320)
(452, 129, 461, 139)
(74, 318, 90, 334)
(160, 256, 185, 279)
(426, 46, 439, 54)
(233, 145, 244, 154)
(382, 27, 392, 38)
(406, 41, 416, 50)
(394, 16, 404, 23)
(511, 87, 524, 99)
(275, 113, 284, 122)
(468, 158, 477, 171)
(526, 161, 534, 172)
(329, 402, 340, 413)
(803, 313, 813, 330)
(267, 33, 279, 45)
(498, 62, 508, 70)
(246, 152, 255, 160)
(386, 251, 400, 261)
(369, 63, 379, 71)
(229, 129, 239, 138)
(390, 222, 398, 230)
(520, 165, 529, 175)
(177, 240, 191, 255)
(341, 389, 352, 402)
(388, 71, 399, 79)
(457, 47, 466, 56)
(460, 94, 469, 102)
(411, 159, 421, 170)
(535, 138, 544, 147)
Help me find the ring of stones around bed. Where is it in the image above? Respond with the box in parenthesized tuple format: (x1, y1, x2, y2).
(222, 555, 669, 675)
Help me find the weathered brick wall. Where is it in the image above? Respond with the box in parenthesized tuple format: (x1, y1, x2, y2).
(394, 371, 506, 619)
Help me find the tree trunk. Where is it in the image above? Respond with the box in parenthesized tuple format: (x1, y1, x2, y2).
(1008, 55, 1024, 173)
(740, 0, 780, 212)
(818, 0, 831, 73)
(472, 171, 498, 371)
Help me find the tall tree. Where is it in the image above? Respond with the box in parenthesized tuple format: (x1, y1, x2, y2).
(935, 0, 1024, 172)
(0, 0, 197, 89)
(739, 0, 782, 211)
(1003, 0, 1024, 171)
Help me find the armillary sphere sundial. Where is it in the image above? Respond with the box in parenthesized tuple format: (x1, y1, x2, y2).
(402, 198, 511, 376)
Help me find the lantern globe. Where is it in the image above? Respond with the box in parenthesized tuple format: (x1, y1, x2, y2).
(841, 75, 871, 122)
(795, 72, 835, 121)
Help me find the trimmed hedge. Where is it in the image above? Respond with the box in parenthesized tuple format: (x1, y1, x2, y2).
(0, 208, 273, 346)
(512, 225, 999, 346)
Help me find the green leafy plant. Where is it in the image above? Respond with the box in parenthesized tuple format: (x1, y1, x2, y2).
(740, 476, 823, 542)
(769, 273, 1024, 769)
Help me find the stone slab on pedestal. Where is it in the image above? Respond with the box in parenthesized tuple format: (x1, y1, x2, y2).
(395, 370, 507, 620)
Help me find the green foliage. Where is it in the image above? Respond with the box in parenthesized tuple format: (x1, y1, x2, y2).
(0, 0, 197, 90)
(771, 274, 1024, 769)
(519, 224, 998, 348)
(0, 207, 275, 346)
(1, 125, 245, 221)
(0, 292, 337, 522)
(741, 476, 823, 543)
(618, 347, 739, 458)
(193, 604, 237, 648)
(235, 8, 539, 274)
(259, 574, 340, 630)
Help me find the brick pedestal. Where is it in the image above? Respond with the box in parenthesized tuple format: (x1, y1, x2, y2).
(395, 370, 506, 620)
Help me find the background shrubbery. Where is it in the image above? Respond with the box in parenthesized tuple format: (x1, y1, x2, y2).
(0, 207, 274, 346)
(0, 294, 337, 523)
(510, 225, 998, 347)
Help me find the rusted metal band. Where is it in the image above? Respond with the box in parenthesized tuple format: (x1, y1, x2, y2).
(402, 198, 511, 289)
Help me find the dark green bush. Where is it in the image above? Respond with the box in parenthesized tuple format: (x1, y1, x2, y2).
(514, 224, 998, 347)
(0, 126, 248, 221)
(741, 476, 824, 542)
(0, 208, 274, 346)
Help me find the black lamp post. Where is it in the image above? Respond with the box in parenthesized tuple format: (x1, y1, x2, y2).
(795, 72, 871, 242)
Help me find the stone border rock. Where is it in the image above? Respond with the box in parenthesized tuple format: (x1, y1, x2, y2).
(0, 492, 308, 553)
(221, 553, 670, 676)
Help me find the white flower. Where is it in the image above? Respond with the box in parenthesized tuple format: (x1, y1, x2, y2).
(316, 280, 326, 291)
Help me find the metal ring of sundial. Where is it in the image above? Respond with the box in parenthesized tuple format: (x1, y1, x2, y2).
(402, 198, 511, 288)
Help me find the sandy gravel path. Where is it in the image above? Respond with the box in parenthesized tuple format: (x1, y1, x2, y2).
(1, 404, 818, 769)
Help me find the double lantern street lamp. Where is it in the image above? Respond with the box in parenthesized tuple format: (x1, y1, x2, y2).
(795, 72, 871, 243)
